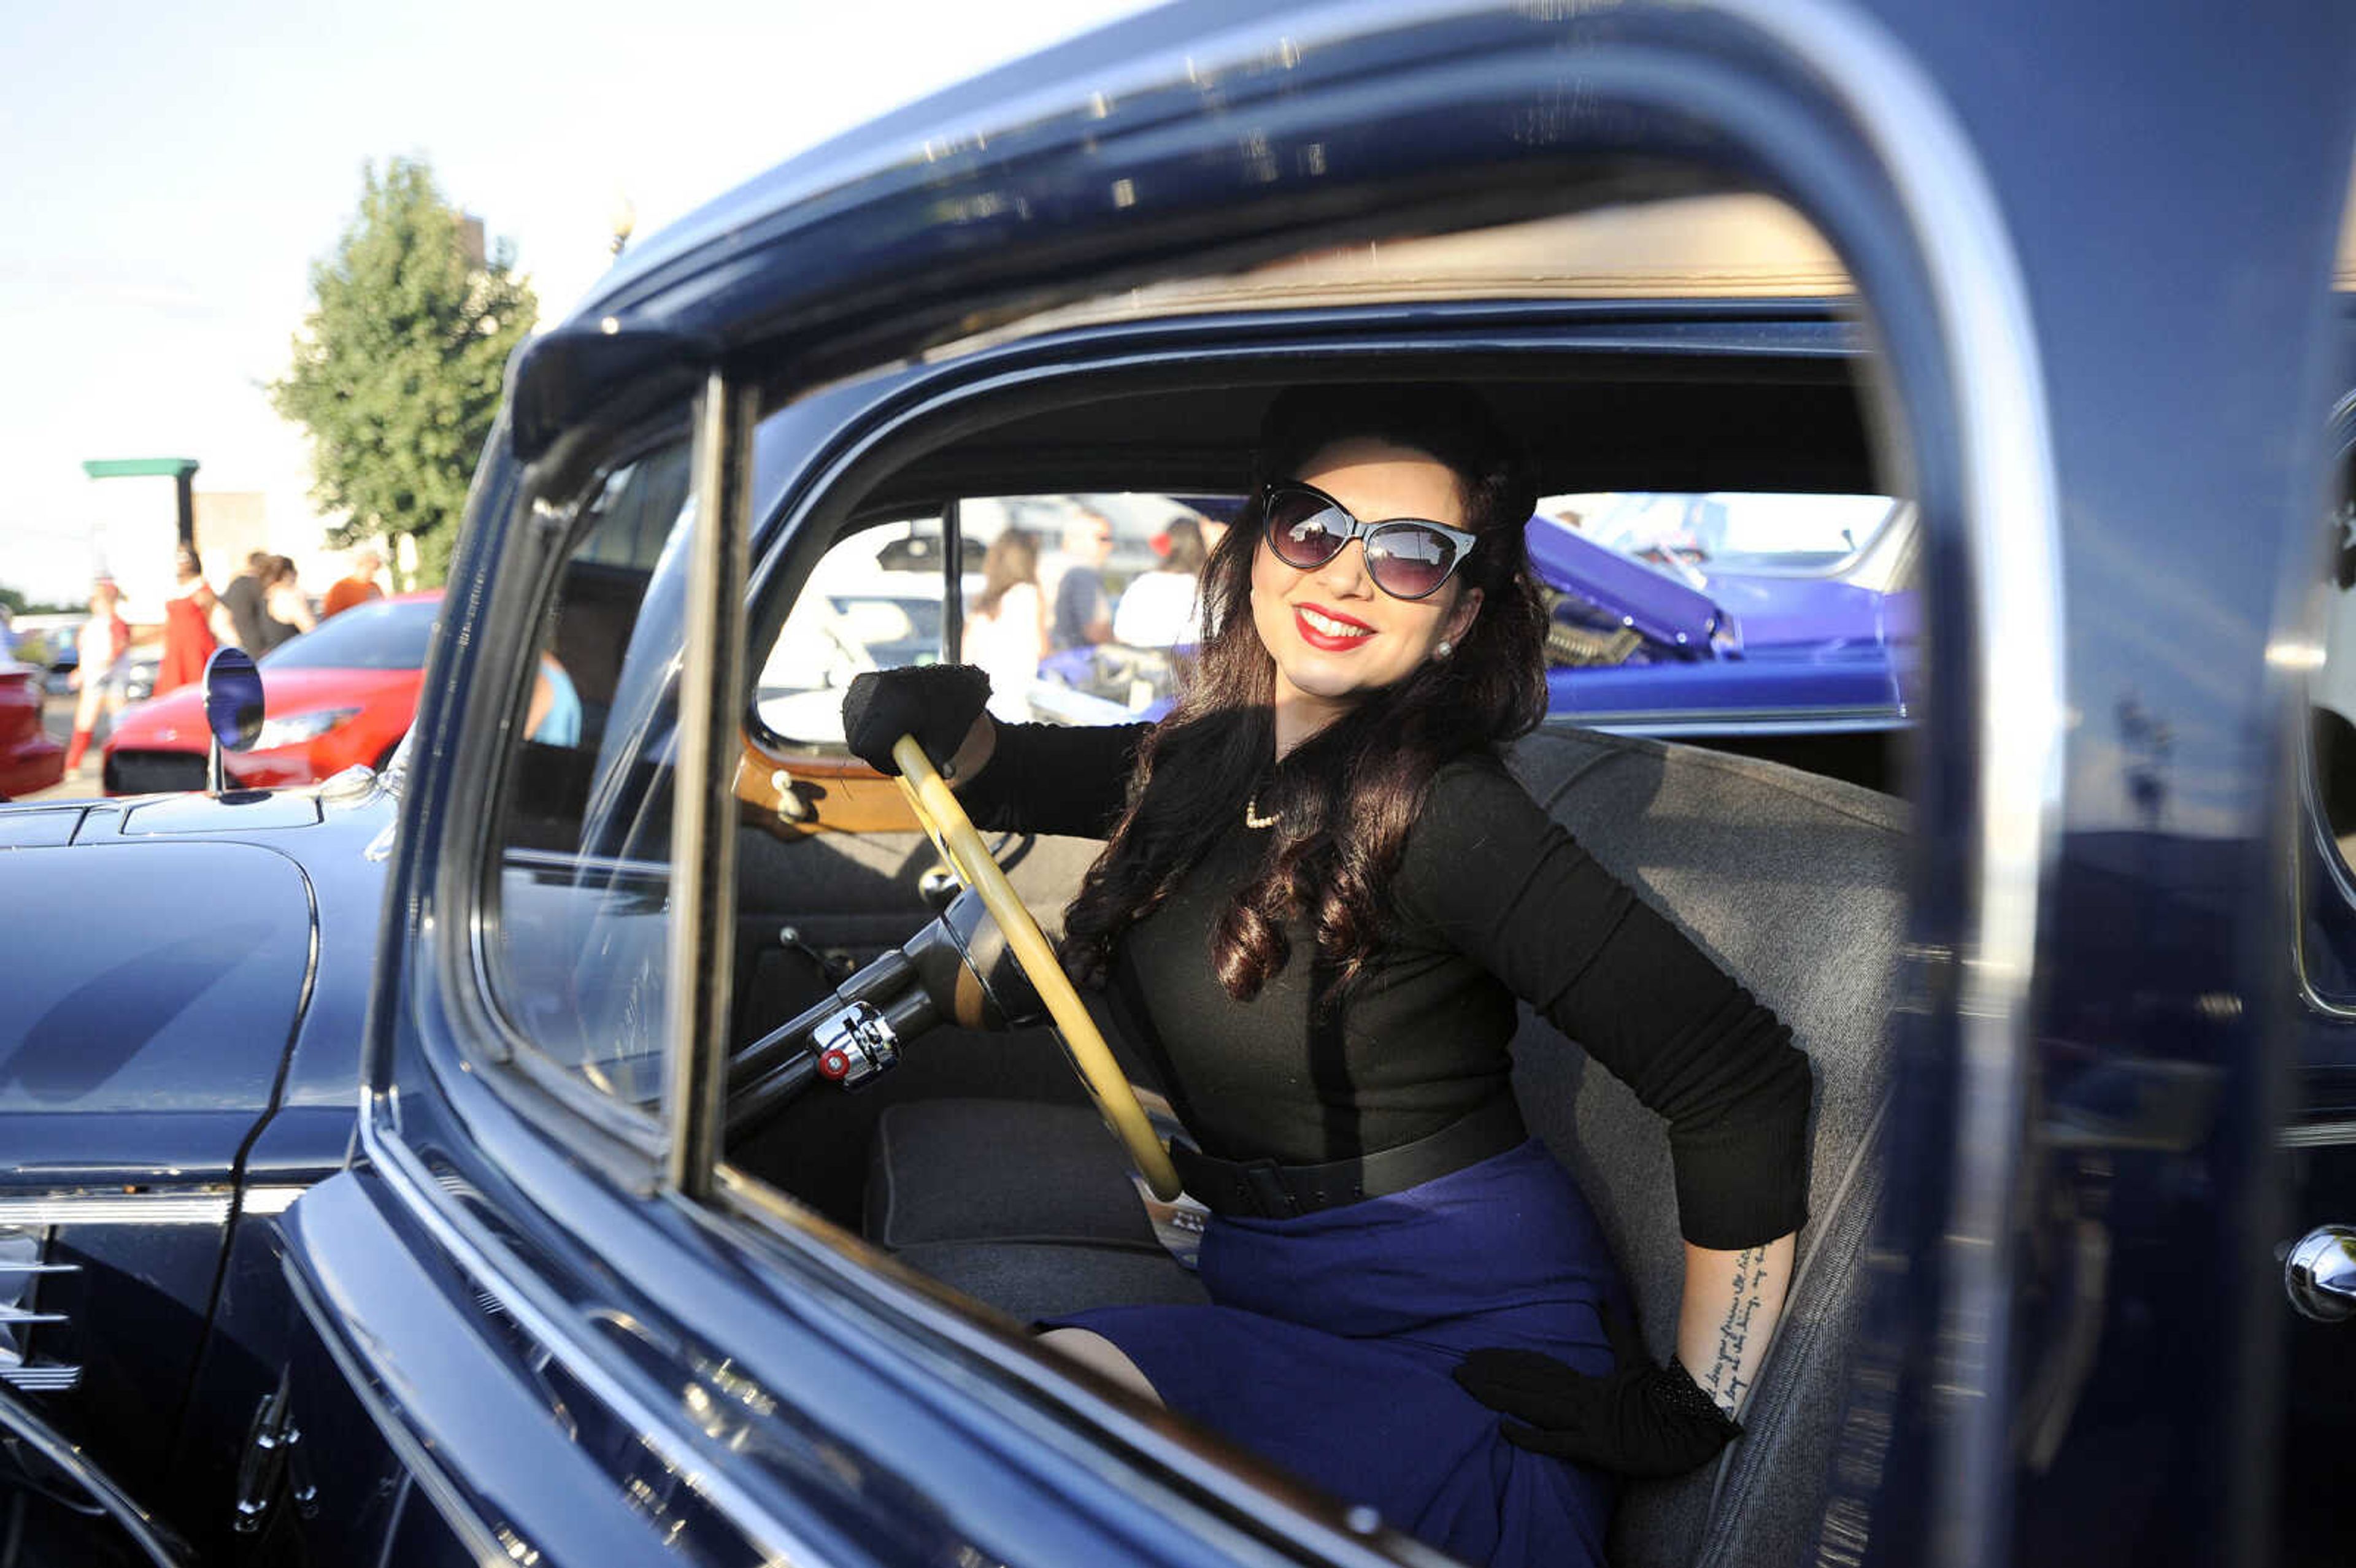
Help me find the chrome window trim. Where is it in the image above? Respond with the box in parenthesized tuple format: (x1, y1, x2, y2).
(1539, 705, 1911, 737)
(439, 413, 704, 1171)
(665, 369, 754, 1199)
(2291, 702, 2356, 1020)
(2290, 412, 2356, 1017)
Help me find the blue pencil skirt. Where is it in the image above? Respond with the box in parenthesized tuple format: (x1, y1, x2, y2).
(1053, 1139, 1627, 1568)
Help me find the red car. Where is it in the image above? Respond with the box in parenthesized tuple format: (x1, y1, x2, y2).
(0, 656, 65, 798)
(103, 591, 442, 795)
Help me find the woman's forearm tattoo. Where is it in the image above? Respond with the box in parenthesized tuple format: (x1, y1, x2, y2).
(1704, 1245, 1769, 1410)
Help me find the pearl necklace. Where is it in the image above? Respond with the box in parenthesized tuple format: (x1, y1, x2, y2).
(1244, 793, 1279, 829)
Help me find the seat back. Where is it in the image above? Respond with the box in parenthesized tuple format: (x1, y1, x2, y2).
(1503, 728, 1908, 1568)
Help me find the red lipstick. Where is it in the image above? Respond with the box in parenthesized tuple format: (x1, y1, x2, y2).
(1293, 602, 1373, 651)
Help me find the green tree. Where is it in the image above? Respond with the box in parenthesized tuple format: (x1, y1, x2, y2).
(0, 586, 80, 617)
(271, 156, 536, 587)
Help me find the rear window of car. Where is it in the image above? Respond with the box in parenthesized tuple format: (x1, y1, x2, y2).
(261, 598, 440, 671)
(1544, 491, 1899, 576)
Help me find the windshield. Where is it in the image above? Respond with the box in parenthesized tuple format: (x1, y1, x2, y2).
(260, 598, 441, 671)
(1543, 491, 1898, 577)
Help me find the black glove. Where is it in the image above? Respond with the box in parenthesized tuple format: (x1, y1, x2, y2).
(1452, 1310, 1741, 1478)
(840, 664, 992, 777)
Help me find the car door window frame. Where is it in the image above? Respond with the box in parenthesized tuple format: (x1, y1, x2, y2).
(420, 377, 730, 1175)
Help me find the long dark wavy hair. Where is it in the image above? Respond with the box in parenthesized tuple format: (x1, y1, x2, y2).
(1060, 383, 1546, 1002)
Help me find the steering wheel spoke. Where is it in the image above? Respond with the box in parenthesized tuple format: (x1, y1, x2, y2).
(890, 735, 1183, 1199)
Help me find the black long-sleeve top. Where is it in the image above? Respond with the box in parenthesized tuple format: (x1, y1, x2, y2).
(958, 721, 1812, 1249)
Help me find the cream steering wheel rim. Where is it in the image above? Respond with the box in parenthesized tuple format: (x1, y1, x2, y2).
(890, 735, 1183, 1200)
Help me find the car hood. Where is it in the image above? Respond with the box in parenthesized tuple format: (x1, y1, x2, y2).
(110, 666, 419, 749)
(0, 840, 315, 1170)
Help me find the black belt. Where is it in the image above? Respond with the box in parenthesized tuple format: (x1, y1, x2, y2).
(1170, 1097, 1528, 1220)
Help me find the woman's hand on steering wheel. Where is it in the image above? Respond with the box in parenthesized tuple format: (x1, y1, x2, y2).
(841, 665, 991, 777)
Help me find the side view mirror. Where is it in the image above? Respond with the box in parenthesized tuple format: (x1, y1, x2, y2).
(201, 647, 263, 793)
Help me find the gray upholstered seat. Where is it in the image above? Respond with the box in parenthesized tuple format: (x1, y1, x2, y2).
(1501, 729, 1906, 1568)
(866, 1098, 1210, 1321)
(866, 728, 1908, 1567)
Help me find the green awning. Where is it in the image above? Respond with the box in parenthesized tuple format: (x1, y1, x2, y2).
(82, 458, 200, 479)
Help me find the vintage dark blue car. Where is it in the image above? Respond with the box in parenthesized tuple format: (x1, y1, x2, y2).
(6, 2, 2356, 1565)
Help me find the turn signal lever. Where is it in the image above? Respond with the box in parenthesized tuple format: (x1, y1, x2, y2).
(726, 886, 1045, 1139)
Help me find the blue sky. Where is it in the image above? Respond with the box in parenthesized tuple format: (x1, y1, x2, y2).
(0, 0, 1147, 605)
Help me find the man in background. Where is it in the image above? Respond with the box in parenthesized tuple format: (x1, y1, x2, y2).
(322, 548, 385, 620)
(217, 551, 271, 650)
(1047, 510, 1115, 650)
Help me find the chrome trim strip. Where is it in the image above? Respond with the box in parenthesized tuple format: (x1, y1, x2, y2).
(2281, 1118, 2356, 1148)
(0, 1194, 231, 1226)
(1542, 705, 1911, 736)
(0, 1366, 83, 1391)
(1687, 4, 2062, 1564)
(0, 1307, 66, 1325)
(240, 1186, 309, 1216)
(498, 846, 673, 883)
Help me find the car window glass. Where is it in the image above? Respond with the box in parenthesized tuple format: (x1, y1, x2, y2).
(482, 435, 696, 1111)
(1544, 490, 1900, 576)
(753, 495, 1218, 745)
(258, 596, 441, 671)
(754, 519, 950, 747)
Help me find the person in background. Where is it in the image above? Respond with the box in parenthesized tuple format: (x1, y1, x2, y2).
(1048, 510, 1117, 650)
(258, 556, 314, 652)
(0, 604, 15, 662)
(1112, 515, 1211, 647)
(218, 550, 271, 650)
(155, 547, 219, 697)
(961, 529, 1049, 723)
(526, 652, 582, 745)
(322, 548, 386, 620)
(63, 580, 131, 775)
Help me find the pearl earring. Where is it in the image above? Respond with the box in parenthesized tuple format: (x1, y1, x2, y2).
(1434, 639, 1453, 659)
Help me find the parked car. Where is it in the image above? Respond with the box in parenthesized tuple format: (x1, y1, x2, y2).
(99, 591, 442, 794)
(0, 656, 63, 798)
(4, 4, 2355, 1567)
(17, 616, 158, 705)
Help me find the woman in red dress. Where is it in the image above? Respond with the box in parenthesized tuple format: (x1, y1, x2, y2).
(156, 546, 219, 697)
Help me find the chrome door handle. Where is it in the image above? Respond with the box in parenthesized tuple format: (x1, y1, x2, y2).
(2285, 1226, 2356, 1321)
